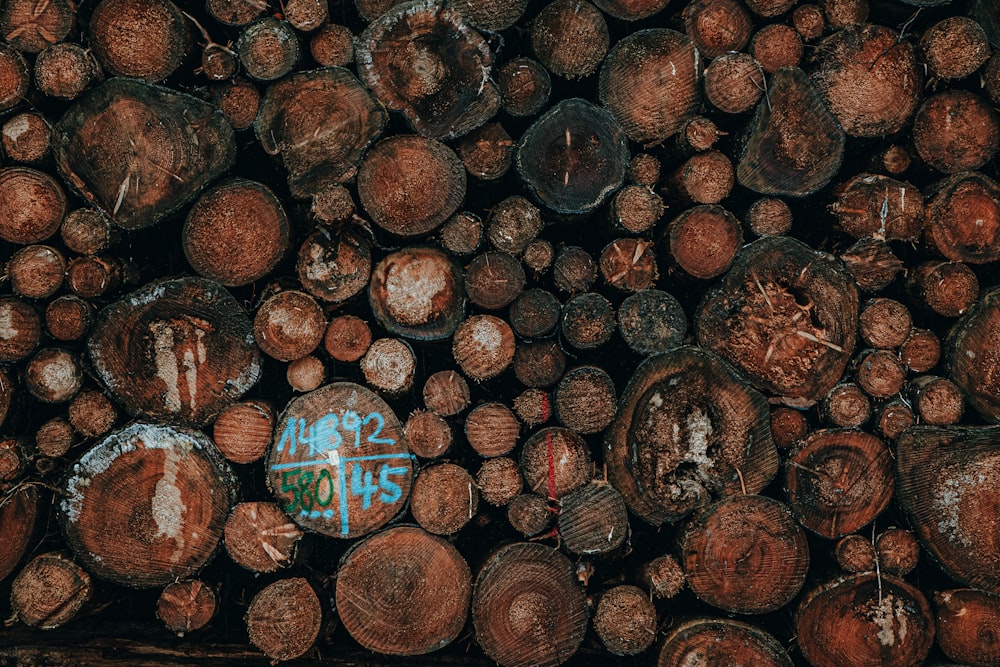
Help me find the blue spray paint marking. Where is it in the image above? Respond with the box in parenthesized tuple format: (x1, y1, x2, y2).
(338, 455, 350, 535)
(285, 453, 413, 534)
(272, 409, 412, 535)
(272, 453, 414, 470)
(275, 411, 397, 457)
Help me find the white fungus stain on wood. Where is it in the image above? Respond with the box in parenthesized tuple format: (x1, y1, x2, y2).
(384, 257, 447, 325)
(151, 442, 188, 559)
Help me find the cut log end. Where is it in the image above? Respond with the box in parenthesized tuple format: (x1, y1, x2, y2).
(593, 585, 657, 656)
(658, 618, 792, 667)
(60, 423, 237, 588)
(246, 578, 322, 662)
(224, 502, 303, 573)
(682, 494, 809, 614)
(10, 552, 92, 629)
(786, 429, 893, 539)
(156, 579, 217, 636)
(266, 383, 413, 539)
(796, 573, 935, 667)
(336, 525, 471, 655)
(472, 543, 587, 667)
(466, 402, 519, 458)
(411, 462, 478, 535)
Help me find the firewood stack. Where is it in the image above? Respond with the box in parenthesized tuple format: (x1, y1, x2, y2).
(3, 0, 1000, 665)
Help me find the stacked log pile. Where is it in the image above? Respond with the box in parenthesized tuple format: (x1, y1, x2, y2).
(3, 0, 1000, 665)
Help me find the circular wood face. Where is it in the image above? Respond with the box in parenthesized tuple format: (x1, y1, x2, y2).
(60, 422, 237, 588)
(87, 277, 261, 427)
(336, 525, 471, 655)
(266, 382, 414, 539)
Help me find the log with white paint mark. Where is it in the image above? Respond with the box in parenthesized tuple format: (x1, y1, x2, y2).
(86, 277, 261, 427)
(795, 573, 935, 667)
(59, 422, 238, 588)
(934, 588, 1000, 666)
(368, 246, 465, 341)
(896, 425, 1000, 594)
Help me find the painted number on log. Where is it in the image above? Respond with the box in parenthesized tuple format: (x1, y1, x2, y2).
(267, 383, 413, 538)
(272, 412, 409, 533)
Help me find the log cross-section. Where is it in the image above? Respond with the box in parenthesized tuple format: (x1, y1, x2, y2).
(59, 422, 238, 588)
(53, 78, 235, 230)
(472, 542, 588, 667)
(254, 67, 386, 199)
(356, 0, 499, 140)
(697, 235, 859, 404)
(87, 277, 261, 427)
(737, 67, 845, 197)
(266, 382, 414, 539)
(896, 425, 1000, 594)
(335, 525, 471, 655)
(604, 346, 778, 525)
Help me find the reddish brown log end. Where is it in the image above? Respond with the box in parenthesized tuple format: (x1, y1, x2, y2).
(357, 0, 499, 140)
(935, 588, 1000, 666)
(896, 425, 1000, 592)
(60, 423, 237, 588)
(593, 585, 657, 656)
(224, 502, 303, 572)
(786, 428, 893, 538)
(156, 579, 217, 636)
(246, 578, 322, 662)
(697, 236, 858, 403)
(405, 410, 452, 460)
(658, 618, 792, 667)
(605, 346, 777, 525)
(472, 543, 587, 667)
(89, 0, 190, 82)
(184, 179, 290, 287)
(924, 172, 1000, 265)
(323, 315, 372, 363)
(358, 134, 466, 236)
(737, 67, 845, 196)
(835, 534, 876, 573)
(600, 29, 701, 144)
(10, 552, 92, 629)
(668, 204, 742, 279)
(913, 91, 999, 174)
(796, 573, 934, 667)
(336, 525, 471, 655)
(682, 494, 809, 614)
(465, 402, 519, 458)
(530, 0, 609, 80)
(213, 400, 275, 464)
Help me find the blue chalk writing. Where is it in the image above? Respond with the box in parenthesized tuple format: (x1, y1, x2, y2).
(379, 465, 407, 504)
(275, 455, 412, 535)
(273, 410, 411, 535)
(350, 463, 378, 510)
(276, 410, 397, 456)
